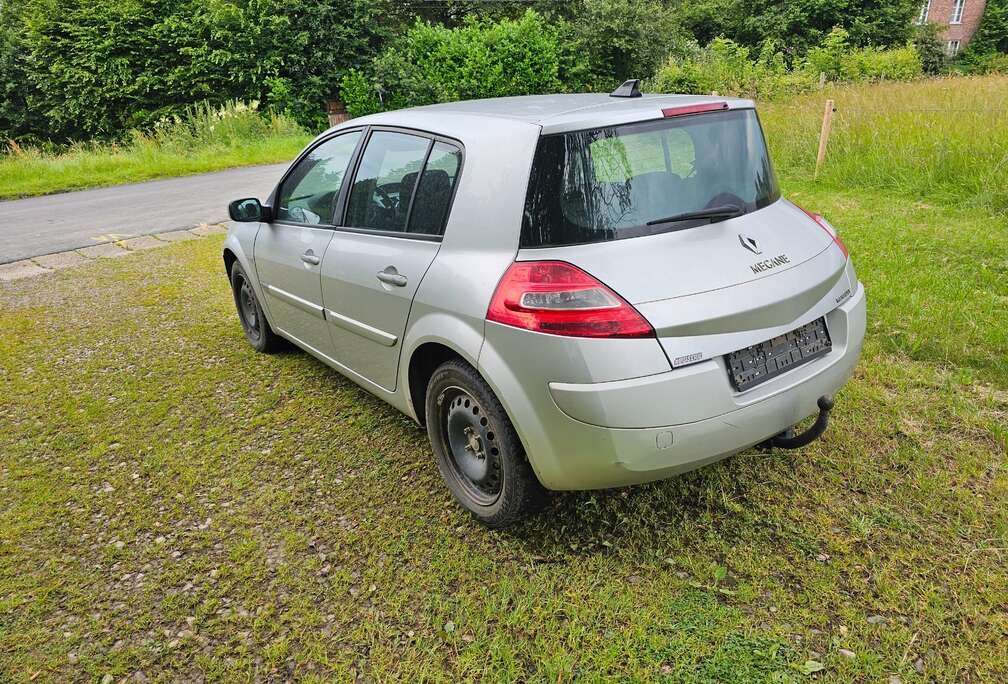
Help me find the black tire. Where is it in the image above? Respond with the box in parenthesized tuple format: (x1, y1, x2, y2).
(229, 261, 283, 353)
(425, 359, 547, 528)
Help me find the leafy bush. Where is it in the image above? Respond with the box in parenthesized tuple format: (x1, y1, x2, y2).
(361, 10, 564, 112)
(340, 70, 383, 118)
(806, 28, 855, 80)
(653, 30, 922, 100)
(16, 0, 388, 142)
(0, 3, 46, 143)
(912, 22, 948, 75)
(808, 29, 922, 81)
(552, 0, 689, 92)
(968, 52, 1008, 73)
(651, 38, 817, 99)
(838, 45, 922, 81)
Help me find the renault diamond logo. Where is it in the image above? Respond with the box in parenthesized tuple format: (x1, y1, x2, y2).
(738, 234, 761, 254)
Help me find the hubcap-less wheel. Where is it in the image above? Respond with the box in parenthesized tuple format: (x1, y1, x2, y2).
(236, 274, 260, 340)
(441, 386, 502, 506)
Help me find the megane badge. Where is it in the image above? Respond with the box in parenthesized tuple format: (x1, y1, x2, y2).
(738, 234, 761, 254)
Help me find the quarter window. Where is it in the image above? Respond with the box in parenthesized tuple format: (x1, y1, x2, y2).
(951, 0, 965, 23)
(346, 131, 432, 232)
(406, 142, 462, 236)
(276, 131, 361, 225)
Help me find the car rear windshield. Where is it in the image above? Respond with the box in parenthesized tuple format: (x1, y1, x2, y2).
(521, 109, 780, 248)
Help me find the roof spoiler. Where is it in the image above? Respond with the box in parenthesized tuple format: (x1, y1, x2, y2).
(610, 79, 642, 98)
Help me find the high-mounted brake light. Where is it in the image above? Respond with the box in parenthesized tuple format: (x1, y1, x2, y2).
(796, 204, 848, 258)
(662, 102, 729, 118)
(486, 261, 654, 338)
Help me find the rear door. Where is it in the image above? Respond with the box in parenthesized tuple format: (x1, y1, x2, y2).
(254, 130, 362, 356)
(321, 130, 463, 391)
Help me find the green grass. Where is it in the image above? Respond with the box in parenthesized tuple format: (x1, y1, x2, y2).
(0, 189, 1005, 682)
(761, 74, 1008, 214)
(1, 77, 1006, 681)
(0, 102, 312, 200)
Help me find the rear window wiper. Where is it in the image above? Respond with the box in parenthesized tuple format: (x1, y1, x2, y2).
(646, 204, 744, 226)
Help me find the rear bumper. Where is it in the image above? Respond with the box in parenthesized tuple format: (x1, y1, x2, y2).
(478, 283, 866, 490)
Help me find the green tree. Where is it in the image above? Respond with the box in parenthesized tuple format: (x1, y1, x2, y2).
(0, 2, 46, 143)
(676, 0, 918, 57)
(552, 0, 689, 91)
(961, 0, 1008, 65)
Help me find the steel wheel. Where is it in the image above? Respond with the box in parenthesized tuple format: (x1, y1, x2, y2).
(439, 385, 503, 507)
(229, 260, 282, 353)
(235, 272, 261, 341)
(425, 359, 547, 527)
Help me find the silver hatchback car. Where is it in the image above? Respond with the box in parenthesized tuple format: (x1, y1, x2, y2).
(224, 85, 866, 527)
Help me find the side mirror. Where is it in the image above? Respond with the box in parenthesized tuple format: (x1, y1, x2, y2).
(228, 197, 268, 222)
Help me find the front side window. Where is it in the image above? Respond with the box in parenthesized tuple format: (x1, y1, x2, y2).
(346, 131, 432, 232)
(276, 131, 361, 225)
(951, 0, 965, 23)
(522, 109, 780, 248)
(406, 142, 463, 236)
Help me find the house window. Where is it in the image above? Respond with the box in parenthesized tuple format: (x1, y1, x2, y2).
(951, 0, 966, 23)
(947, 39, 961, 56)
(917, 0, 931, 23)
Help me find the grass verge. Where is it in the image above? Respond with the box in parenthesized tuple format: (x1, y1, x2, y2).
(0, 182, 1005, 682)
(0, 102, 312, 200)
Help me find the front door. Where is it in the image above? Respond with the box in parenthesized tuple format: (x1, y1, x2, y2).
(321, 132, 463, 391)
(254, 131, 362, 356)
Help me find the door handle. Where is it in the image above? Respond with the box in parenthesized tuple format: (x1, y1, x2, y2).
(376, 267, 407, 287)
(301, 250, 320, 266)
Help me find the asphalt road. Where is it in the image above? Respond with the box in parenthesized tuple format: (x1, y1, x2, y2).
(0, 163, 287, 263)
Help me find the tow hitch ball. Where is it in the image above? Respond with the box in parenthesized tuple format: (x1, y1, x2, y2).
(759, 396, 835, 450)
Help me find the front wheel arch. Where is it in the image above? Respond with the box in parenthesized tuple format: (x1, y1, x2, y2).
(223, 248, 238, 278)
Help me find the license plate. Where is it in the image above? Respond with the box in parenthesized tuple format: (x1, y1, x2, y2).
(726, 317, 832, 392)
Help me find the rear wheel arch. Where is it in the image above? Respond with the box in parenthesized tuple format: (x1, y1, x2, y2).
(407, 341, 466, 426)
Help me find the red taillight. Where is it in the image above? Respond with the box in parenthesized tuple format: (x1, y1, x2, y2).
(486, 261, 654, 338)
(796, 204, 849, 258)
(662, 102, 728, 118)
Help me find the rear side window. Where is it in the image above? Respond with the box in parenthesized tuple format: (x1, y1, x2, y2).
(346, 131, 431, 232)
(521, 109, 780, 247)
(407, 142, 462, 236)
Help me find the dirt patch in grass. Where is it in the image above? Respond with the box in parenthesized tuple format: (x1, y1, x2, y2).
(1, 190, 1005, 682)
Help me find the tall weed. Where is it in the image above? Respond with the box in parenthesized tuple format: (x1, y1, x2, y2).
(0, 101, 308, 198)
(761, 75, 1008, 213)
(653, 30, 924, 100)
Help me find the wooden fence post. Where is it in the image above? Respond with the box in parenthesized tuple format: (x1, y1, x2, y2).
(814, 99, 834, 181)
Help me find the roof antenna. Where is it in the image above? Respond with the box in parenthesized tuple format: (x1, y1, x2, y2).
(610, 79, 642, 98)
